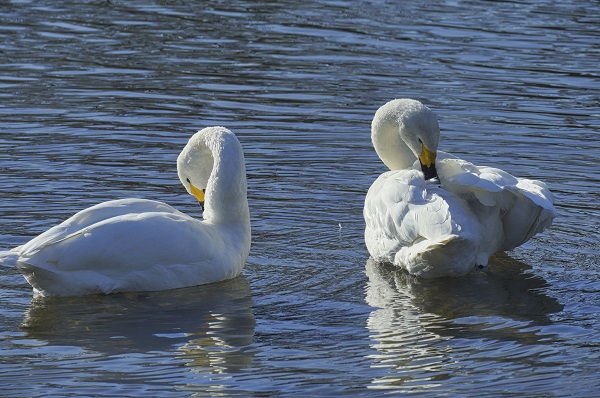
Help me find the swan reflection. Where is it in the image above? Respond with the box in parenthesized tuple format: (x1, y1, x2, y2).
(366, 253, 562, 323)
(21, 276, 255, 375)
(365, 254, 563, 392)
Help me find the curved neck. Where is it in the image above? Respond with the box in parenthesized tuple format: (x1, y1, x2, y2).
(371, 109, 417, 171)
(202, 134, 250, 227)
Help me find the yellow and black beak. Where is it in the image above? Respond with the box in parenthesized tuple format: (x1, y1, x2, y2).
(190, 183, 205, 211)
(419, 143, 438, 181)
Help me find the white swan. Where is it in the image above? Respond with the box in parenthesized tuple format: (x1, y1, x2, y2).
(364, 99, 555, 278)
(0, 127, 251, 296)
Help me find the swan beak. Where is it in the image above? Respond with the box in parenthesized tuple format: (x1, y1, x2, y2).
(190, 183, 205, 209)
(419, 143, 438, 180)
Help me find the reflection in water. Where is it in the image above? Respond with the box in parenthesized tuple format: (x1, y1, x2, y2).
(365, 254, 567, 394)
(367, 253, 562, 323)
(21, 276, 255, 377)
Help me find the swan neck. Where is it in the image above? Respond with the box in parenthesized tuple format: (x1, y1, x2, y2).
(202, 136, 250, 226)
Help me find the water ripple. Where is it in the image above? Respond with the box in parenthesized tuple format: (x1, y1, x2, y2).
(1, 0, 599, 395)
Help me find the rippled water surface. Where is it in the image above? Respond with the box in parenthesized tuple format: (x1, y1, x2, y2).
(1, 0, 599, 396)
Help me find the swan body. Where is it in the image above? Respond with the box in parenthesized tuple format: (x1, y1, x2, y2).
(364, 99, 555, 277)
(1, 127, 251, 296)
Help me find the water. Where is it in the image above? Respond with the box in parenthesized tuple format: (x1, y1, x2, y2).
(1, 0, 599, 396)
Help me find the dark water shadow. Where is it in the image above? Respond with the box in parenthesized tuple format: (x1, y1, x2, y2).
(21, 276, 255, 372)
(365, 253, 563, 339)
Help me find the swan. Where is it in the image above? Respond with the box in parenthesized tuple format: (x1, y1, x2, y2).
(0, 127, 251, 296)
(364, 99, 555, 278)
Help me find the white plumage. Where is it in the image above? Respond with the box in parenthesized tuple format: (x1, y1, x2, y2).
(364, 99, 555, 277)
(0, 127, 251, 296)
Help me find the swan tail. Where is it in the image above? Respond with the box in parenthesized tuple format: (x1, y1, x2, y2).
(0, 250, 19, 268)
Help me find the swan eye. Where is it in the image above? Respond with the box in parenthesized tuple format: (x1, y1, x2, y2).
(186, 178, 191, 184)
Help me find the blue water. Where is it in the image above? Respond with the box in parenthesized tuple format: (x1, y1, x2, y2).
(1, 0, 599, 396)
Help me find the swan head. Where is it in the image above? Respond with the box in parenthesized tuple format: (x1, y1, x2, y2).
(372, 99, 440, 180)
(177, 128, 217, 210)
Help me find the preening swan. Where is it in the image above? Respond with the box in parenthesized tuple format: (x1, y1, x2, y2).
(364, 99, 555, 278)
(0, 127, 251, 296)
